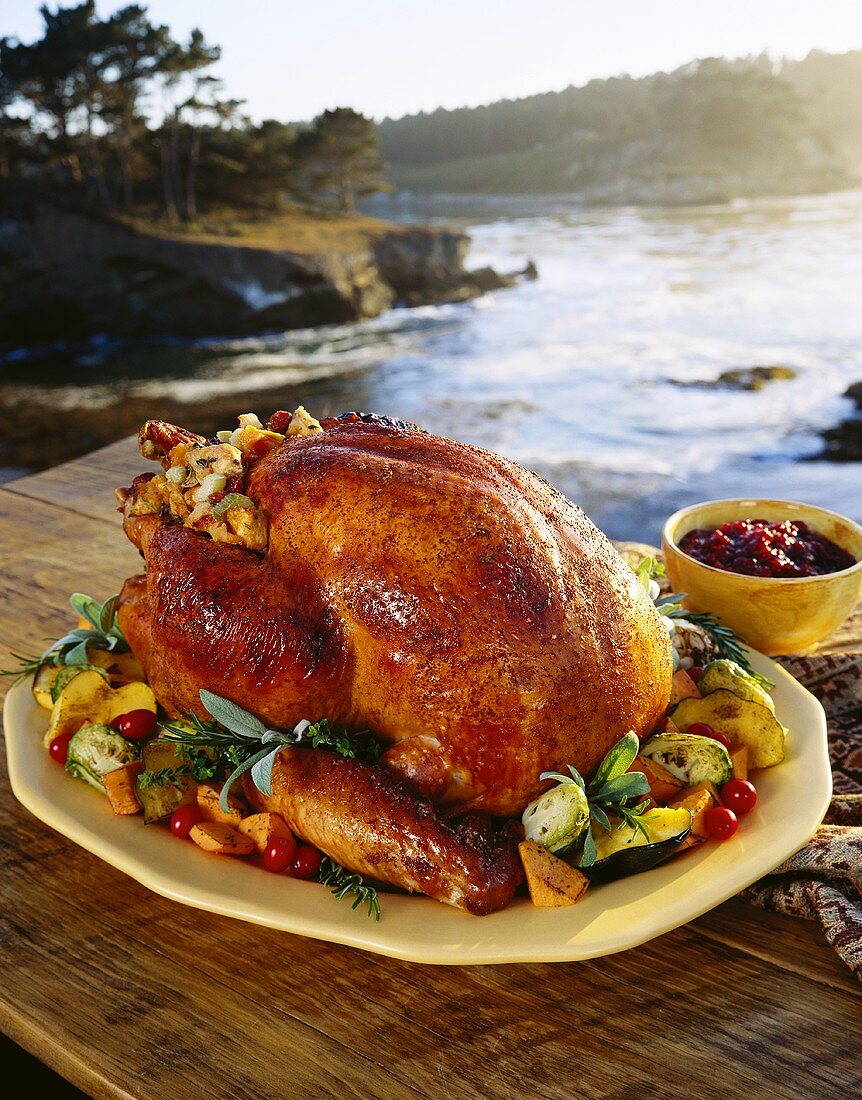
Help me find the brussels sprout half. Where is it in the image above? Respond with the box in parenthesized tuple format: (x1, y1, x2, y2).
(65, 723, 141, 791)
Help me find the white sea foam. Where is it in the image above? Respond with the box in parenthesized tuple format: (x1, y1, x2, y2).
(4, 190, 861, 539)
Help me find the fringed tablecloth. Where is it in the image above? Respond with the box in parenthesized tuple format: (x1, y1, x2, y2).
(613, 542, 862, 980)
(742, 652, 862, 980)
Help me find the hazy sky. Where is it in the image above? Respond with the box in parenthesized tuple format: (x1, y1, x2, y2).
(2, 0, 861, 122)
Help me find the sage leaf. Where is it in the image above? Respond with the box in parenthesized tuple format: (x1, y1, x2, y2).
(218, 746, 272, 811)
(250, 748, 280, 797)
(591, 771, 650, 804)
(99, 594, 119, 633)
(590, 730, 639, 790)
(65, 639, 92, 666)
(580, 825, 597, 868)
(200, 690, 267, 740)
(70, 593, 102, 629)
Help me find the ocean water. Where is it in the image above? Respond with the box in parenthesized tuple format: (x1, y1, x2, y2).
(2, 190, 861, 544)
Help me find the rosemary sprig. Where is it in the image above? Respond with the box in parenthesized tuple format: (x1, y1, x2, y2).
(665, 606, 773, 688)
(0, 652, 44, 679)
(1, 592, 128, 680)
(615, 799, 654, 842)
(319, 856, 381, 920)
(138, 765, 193, 790)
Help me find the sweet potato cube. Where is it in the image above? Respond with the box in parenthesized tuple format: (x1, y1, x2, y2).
(196, 781, 245, 825)
(668, 782, 718, 848)
(103, 761, 144, 815)
(189, 822, 255, 856)
(630, 753, 684, 805)
(669, 669, 701, 706)
(731, 744, 749, 782)
(238, 812, 295, 854)
(518, 839, 590, 907)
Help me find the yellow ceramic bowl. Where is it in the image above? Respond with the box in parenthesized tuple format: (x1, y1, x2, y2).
(661, 499, 862, 655)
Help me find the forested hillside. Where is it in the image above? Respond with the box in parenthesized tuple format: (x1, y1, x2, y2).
(378, 51, 862, 201)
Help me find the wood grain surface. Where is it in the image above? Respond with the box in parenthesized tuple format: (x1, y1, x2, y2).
(1, 438, 860, 1100)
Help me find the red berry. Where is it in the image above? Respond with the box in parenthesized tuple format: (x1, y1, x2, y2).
(263, 836, 296, 874)
(116, 709, 158, 741)
(705, 806, 739, 840)
(169, 804, 203, 839)
(688, 721, 732, 749)
(49, 731, 74, 765)
(290, 845, 322, 879)
(721, 778, 757, 816)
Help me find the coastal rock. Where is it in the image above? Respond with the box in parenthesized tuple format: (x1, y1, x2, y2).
(0, 204, 523, 350)
(844, 382, 862, 411)
(810, 381, 862, 463)
(672, 365, 797, 390)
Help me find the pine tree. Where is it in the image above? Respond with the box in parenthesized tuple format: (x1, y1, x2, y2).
(294, 107, 390, 214)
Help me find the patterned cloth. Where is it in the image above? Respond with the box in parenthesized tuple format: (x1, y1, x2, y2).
(741, 653, 862, 980)
(610, 543, 862, 977)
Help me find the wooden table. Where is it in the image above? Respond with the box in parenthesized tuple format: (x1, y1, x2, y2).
(1, 438, 860, 1100)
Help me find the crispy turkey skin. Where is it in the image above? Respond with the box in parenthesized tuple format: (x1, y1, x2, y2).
(119, 414, 672, 820)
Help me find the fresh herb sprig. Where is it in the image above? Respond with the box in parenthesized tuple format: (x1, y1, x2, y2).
(540, 732, 652, 868)
(305, 718, 385, 763)
(319, 856, 381, 920)
(138, 765, 193, 791)
(158, 692, 386, 917)
(633, 555, 773, 689)
(1, 592, 128, 680)
(159, 692, 384, 814)
(665, 606, 773, 688)
(634, 556, 665, 588)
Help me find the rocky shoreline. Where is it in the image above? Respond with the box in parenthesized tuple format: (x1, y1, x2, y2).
(812, 382, 862, 463)
(0, 203, 529, 352)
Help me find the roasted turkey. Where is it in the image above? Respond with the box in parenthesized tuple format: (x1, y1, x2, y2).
(117, 409, 672, 913)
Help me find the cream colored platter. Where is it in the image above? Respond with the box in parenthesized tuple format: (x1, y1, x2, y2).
(3, 650, 831, 965)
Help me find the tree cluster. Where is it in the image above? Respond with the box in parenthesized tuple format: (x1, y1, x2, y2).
(0, 1, 390, 220)
(378, 51, 859, 176)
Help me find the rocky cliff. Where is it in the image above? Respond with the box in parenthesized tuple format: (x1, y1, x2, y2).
(0, 204, 519, 350)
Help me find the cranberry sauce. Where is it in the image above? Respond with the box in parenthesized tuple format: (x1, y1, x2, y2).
(678, 518, 856, 578)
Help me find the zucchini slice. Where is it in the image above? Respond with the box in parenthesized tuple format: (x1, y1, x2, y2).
(585, 807, 693, 883)
(640, 731, 733, 787)
(672, 690, 786, 769)
(698, 659, 775, 713)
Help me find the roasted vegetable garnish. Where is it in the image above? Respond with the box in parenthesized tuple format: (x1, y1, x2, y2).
(65, 723, 141, 791)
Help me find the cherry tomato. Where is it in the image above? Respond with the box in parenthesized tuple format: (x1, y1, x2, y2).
(290, 845, 322, 880)
(169, 804, 203, 839)
(49, 731, 74, 765)
(708, 730, 732, 750)
(116, 709, 158, 741)
(705, 805, 739, 840)
(263, 835, 296, 874)
(721, 778, 757, 816)
(686, 721, 714, 737)
(688, 665, 703, 683)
